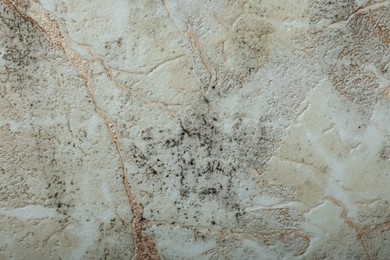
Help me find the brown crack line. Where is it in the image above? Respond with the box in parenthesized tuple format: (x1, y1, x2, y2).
(325, 196, 372, 260)
(329, 1, 390, 29)
(161, 0, 217, 90)
(1, 0, 160, 259)
(66, 38, 184, 124)
(187, 31, 216, 85)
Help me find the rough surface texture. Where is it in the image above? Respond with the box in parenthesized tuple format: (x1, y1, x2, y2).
(0, 0, 389, 259)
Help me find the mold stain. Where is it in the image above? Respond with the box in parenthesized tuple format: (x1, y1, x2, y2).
(1, 0, 160, 259)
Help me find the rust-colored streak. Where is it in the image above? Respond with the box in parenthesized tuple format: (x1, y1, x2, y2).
(187, 32, 213, 76)
(325, 196, 372, 260)
(1, 0, 160, 259)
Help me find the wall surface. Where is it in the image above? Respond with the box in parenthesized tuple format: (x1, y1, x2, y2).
(0, 0, 389, 259)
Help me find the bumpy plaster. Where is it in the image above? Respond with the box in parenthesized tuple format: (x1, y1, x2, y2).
(0, 0, 389, 259)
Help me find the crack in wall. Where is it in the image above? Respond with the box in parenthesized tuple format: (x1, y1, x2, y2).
(161, 0, 216, 92)
(329, 1, 390, 28)
(1, 0, 160, 259)
(324, 196, 372, 260)
(72, 40, 185, 123)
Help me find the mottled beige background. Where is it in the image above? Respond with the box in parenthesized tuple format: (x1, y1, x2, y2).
(0, 0, 389, 259)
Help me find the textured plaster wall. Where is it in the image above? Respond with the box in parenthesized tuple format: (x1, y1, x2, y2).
(0, 0, 389, 259)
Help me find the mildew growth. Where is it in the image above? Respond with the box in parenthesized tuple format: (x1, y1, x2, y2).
(1, 0, 389, 259)
(308, 1, 390, 117)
